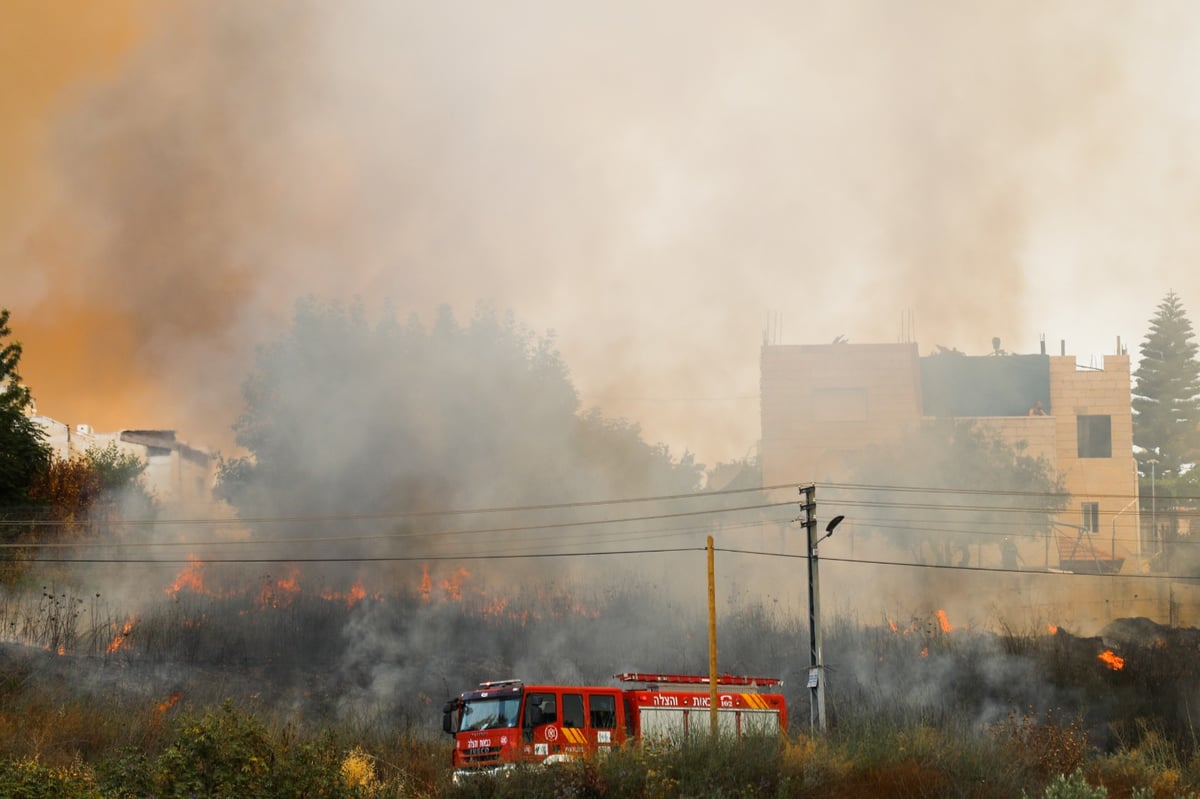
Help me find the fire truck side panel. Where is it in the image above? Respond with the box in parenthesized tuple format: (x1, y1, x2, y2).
(625, 689, 787, 742)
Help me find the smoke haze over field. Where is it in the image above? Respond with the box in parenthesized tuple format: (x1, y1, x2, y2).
(6, 1, 1200, 465)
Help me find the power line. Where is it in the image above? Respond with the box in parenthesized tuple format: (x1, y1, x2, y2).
(15, 547, 706, 565)
(0, 501, 797, 550)
(715, 548, 1200, 582)
(0, 482, 803, 528)
(13, 539, 1196, 585)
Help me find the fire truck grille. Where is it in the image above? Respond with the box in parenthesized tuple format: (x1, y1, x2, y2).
(463, 747, 502, 764)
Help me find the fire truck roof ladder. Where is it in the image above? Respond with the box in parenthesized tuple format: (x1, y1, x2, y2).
(615, 672, 782, 688)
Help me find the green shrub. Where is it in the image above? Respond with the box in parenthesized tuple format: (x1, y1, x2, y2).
(1032, 768, 1107, 799)
(94, 746, 154, 799)
(151, 699, 354, 799)
(0, 755, 103, 799)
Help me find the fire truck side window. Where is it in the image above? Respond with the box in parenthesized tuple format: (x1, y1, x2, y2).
(562, 694, 585, 729)
(524, 693, 556, 726)
(589, 694, 616, 729)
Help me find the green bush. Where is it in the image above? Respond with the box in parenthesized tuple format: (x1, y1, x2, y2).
(1033, 769, 1107, 799)
(0, 755, 103, 799)
(151, 700, 354, 799)
(94, 746, 154, 799)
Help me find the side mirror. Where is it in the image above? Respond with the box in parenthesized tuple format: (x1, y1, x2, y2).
(442, 701, 458, 735)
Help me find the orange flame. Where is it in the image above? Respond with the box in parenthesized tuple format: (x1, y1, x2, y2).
(321, 580, 370, 608)
(165, 555, 207, 597)
(1048, 624, 1059, 635)
(415, 565, 601, 625)
(258, 566, 302, 608)
(156, 692, 182, 713)
(440, 567, 471, 601)
(936, 609, 952, 633)
(920, 646, 929, 658)
(1098, 650, 1125, 670)
(105, 616, 137, 654)
(887, 618, 899, 633)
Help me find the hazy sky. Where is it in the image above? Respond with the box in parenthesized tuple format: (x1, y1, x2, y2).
(4, 0, 1200, 468)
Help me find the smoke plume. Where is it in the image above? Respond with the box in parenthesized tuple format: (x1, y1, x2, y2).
(6, 2, 1200, 463)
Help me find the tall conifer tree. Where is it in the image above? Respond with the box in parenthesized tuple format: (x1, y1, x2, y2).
(1132, 291, 1200, 477)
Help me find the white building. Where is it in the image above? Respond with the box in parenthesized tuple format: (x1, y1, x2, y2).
(32, 416, 216, 509)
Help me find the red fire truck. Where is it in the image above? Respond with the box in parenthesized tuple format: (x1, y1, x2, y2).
(442, 672, 788, 777)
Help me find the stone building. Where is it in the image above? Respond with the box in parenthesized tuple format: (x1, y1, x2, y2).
(32, 416, 216, 510)
(760, 340, 1140, 571)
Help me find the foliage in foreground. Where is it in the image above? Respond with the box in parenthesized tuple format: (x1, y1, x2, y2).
(0, 696, 1199, 799)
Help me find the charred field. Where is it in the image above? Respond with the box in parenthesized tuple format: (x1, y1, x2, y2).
(3, 562, 1200, 797)
(0, 568, 1194, 731)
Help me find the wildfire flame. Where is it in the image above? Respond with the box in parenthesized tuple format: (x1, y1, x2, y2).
(321, 580, 371, 608)
(105, 616, 137, 654)
(156, 692, 182, 713)
(257, 566, 302, 609)
(165, 555, 207, 598)
(936, 609, 952, 633)
(1048, 624, 1059, 635)
(440, 567, 471, 601)
(417, 563, 601, 625)
(1098, 650, 1125, 670)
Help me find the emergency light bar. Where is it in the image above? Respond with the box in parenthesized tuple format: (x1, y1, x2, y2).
(477, 679, 523, 689)
(615, 672, 782, 687)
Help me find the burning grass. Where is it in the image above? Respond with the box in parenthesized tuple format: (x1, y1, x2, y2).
(0, 570, 1199, 796)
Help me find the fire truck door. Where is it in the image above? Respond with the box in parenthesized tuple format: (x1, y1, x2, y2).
(586, 692, 619, 748)
(560, 693, 588, 751)
(522, 692, 559, 757)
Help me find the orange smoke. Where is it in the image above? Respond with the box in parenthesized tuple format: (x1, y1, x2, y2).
(2, 1, 167, 432)
(1098, 650, 1125, 671)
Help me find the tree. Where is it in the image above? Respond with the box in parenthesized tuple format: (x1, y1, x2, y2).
(848, 419, 1067, 566)
(27, 443, 155, 533)
(0, 308, 50, 509)
(1132, 290, 1200, 478)
(216, 299, 704, 522)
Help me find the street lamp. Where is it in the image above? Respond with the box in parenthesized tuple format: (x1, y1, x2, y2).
(807, 511, 844, 732)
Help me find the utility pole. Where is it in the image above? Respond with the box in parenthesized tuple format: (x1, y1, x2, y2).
(707, 535, 718, 737)
(800, 484, 843, 733)
(801, 484, 824, 732)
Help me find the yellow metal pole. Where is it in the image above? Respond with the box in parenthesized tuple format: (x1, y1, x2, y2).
(708, 535, 718, 737)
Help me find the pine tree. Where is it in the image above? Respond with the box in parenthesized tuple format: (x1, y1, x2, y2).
(0, 308, 51, 507)
(1132, 291, 1200, 477)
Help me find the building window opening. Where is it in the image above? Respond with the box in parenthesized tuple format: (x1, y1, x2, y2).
(1082, 502, 1100, 533)
(1077, 415, 1112, 458)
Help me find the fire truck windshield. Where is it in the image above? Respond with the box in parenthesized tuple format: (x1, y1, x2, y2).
(459, 696, 521, 732)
